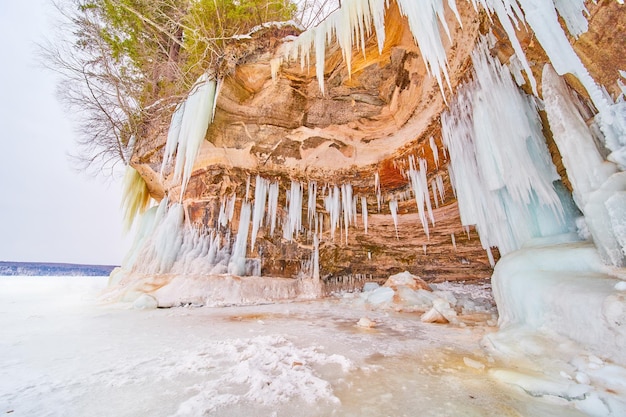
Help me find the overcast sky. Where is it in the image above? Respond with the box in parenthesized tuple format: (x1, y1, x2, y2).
(0, 0, 130, 265)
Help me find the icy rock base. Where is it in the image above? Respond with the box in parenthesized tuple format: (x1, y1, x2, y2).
(356, 271, 497, 325)
(491, 235, 626, 366)
(104, 270, 319, 307)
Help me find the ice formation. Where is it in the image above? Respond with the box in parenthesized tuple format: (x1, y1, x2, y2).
(407, 155, 434, 239)
(161, 75, 220, 200)
(389, 199, 399, 239)
(442, 34, 575, 259)
(284, 181, 303, 241)
(229, 202, 252, 276)
(267, 181, 280, 236)
(120, 166, 151, 232)
(251, 175, 269, 250)
(542, 64, 626, 267)
(361, 196, 368, 234)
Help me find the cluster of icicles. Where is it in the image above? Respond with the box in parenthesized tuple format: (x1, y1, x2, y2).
(123, 157, 449, 277)
(124, 0, 626, 277)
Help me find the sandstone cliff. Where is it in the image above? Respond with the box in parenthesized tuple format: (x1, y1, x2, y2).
(118, 0, 625, 297)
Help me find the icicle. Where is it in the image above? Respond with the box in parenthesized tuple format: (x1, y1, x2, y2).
(245, 175, 251, 201)
(407, 155, 433, 239)
(218, 194, 236, 228)
(423, 244, 427, 255)
(361, 196, 368, 234)
(161, 75, 220, 200)
(270, 57, 282, 82)
(465, 225, 471, 239)
(307, 181, 317, 229)
(324, 185, 341, 241)
(267, 181, 279, 236)
(429, 136, 439, 168)
(436, 174, 445, 204)
(486, 247, 495, 268)
(431, 179, 440, 209)
(341, 184, 354, 242)
(251, 175, 269, 250)
(218, 197, 228, 228)
(284, 181, 303, 241)
(313, 235, 320, 282)
(389, 199, 399, 239)
(228, 202, 251, 276)
(375, 172, 382, 212)
(451, 233, 457, 250)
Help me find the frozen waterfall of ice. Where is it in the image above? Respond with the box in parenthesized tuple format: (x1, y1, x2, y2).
(161, 75, 220, 201)
(442, 34, 577, 259)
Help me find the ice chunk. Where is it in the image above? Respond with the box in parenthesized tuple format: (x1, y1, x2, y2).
(133, 293, 158, 310)
(365, 286, 394, 305)
(362, 282, 380, 292)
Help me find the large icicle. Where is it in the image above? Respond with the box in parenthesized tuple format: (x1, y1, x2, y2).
(341, 184, 354, 242)
(361, 196, 369, 234)
(161, 75, 220, 200)
(229, 202, 252, 276)
(267, 181, 280, 236)
(251, 175, 269, 250)
(284, 181, 303, 241)
(307, 181, 317, 229)
(407, 155, 434, 239)
(389, 199, 399, 239)
(324, 185, 341, 241)
(442, 34, 574, 258)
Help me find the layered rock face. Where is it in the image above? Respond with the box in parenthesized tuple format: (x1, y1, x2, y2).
(121, 0, 625, 297)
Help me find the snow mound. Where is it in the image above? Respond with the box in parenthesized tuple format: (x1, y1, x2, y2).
(173, 335, 352, 416)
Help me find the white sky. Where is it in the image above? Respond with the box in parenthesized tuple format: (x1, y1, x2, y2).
(0, 0, 130, 265)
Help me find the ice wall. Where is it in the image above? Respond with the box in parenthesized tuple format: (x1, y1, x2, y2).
(161, 74, 220, 201)
(442, 34, 576, 260)
(542, 64, 626, 267)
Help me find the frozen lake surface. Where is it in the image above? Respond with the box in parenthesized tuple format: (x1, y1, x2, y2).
(0, 276, 594, 416)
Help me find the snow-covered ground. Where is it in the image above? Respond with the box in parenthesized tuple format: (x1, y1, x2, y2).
(0, 276, 615, 417)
